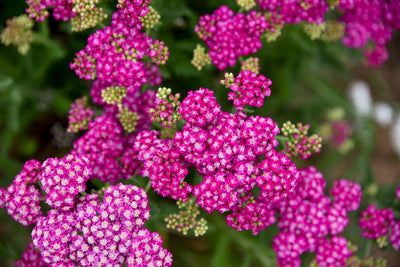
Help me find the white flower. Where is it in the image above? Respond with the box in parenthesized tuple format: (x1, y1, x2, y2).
(390, 115, 400, 158)
(374, 102, 393, 127)
(347, 80, 373, 117)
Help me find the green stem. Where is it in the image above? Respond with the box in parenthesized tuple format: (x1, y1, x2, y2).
(275, 135, 290, 143)
(98, 22, 107, 29)
(144, 179, 151, 192)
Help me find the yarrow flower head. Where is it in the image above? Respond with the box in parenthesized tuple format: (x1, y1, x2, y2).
(359, 205, 395, 239)
(67, 96, 94, 133)
(221, 70, 272, 111)
(236, 0, 256, 11)
(149, 87, 182, 128)
(0, 159, 43, 226)
(316, 236, 353, 267)
(71, 0, 107, 32)
(273, 166, 361, 265)
(390, 221, 400, 250)
(281, 121, 323, 160)
(0, 15, 34, 54)
(127, 228, 173, 267)
(70, 1, 167, 92)
(40, 154, 91, 210)
(179, 88, 221, 126)
(339, 0, 400, 66)
(149, 40, 169, 65)
(257, 0, 329, 25)
(304, 22, 326, 40)
(191, 44, 212, 71)
(141, 6, 160, 30)
(31, 183, 172, 266)
(15, 242, 46, 267)
(101, 86, 127, 105)
(165, 198, 208, 236)
(320, 21, 345, 42)
(330, 179, 362, 212)
(117, 107, 139, 134)
(195, 6, 269, 69)
(240, 57, 260, 74)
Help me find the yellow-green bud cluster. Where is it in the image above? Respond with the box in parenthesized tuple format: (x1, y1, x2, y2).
(241, 57, 260, 74)
(318, 107, 354, 154)
(345, 241, 387, 267)
(282, 121, 323, 160)
(327, 0, 339, 9)
(326, 107, 346, 121)
(346, 258, 386, 267)
(142, 6, 160, 30)
(376, 235, 389, 248)
(191, 44, 212, 71)
(262, 25, 282, 43)
(0, 15, 34, 55)
(150, 40, 169, 65)
(304, 23, 326, 40)
(165, 198, 208, 236)
(117, 107, 139, 134)
(149, 87, 182, 128)
(71, 0, 107, 32)
(101, 86, 127, 105)
(236, 0, 256, 11)
(220, 72, 235, 88)
(321, 21, 345, 42)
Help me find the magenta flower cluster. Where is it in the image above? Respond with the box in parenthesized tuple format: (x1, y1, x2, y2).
(67, 96, 94, 133)
(273, 166, 361, 267)
(41, 154, 91, 211)
(330, 120, 352, 147)
(26, 0, 75, 22)
(71, 114, 126, 183)
(195, 5, 268, 69)
(338, 0, 400, 66)
(257, 0, 329, 25)
(31, 183, 172, 266)
(359, 204, 395, 239)
(0, 159, 43, 226)
(154, 86, 298, 234)
(135, 130, 193, 201)
(358, 204, 400, 251)
(221, 70, 272, 111)
(70, 1, 166, 92)
(15, 242, 47, 267)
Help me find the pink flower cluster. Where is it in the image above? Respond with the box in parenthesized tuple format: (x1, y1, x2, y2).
(70, 1, 166, 92)
(358, 204, 400, 250)
(175, 88, 299, 233)
(391, 221, 400, 250)
(67, 96, 94, 133)
(330, 120, 352, 147)
(135, 130, 193, 201)
(26, 0, 75, 22)
(0, 159, 43, 226)
(257, 0, 329, 25)
(273, 167, 361, 266)
(359, 204, 395, 239)
(179, 88, 221, 126)
(41, 154, 91, 211)
(15, 242, 47, 267)
(195, 5, 268, 69)
(71, 114, 126, 183)
(31, 183, 172, 266)
(221, 70, 272, 111)
(338, 0, 400, 66)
